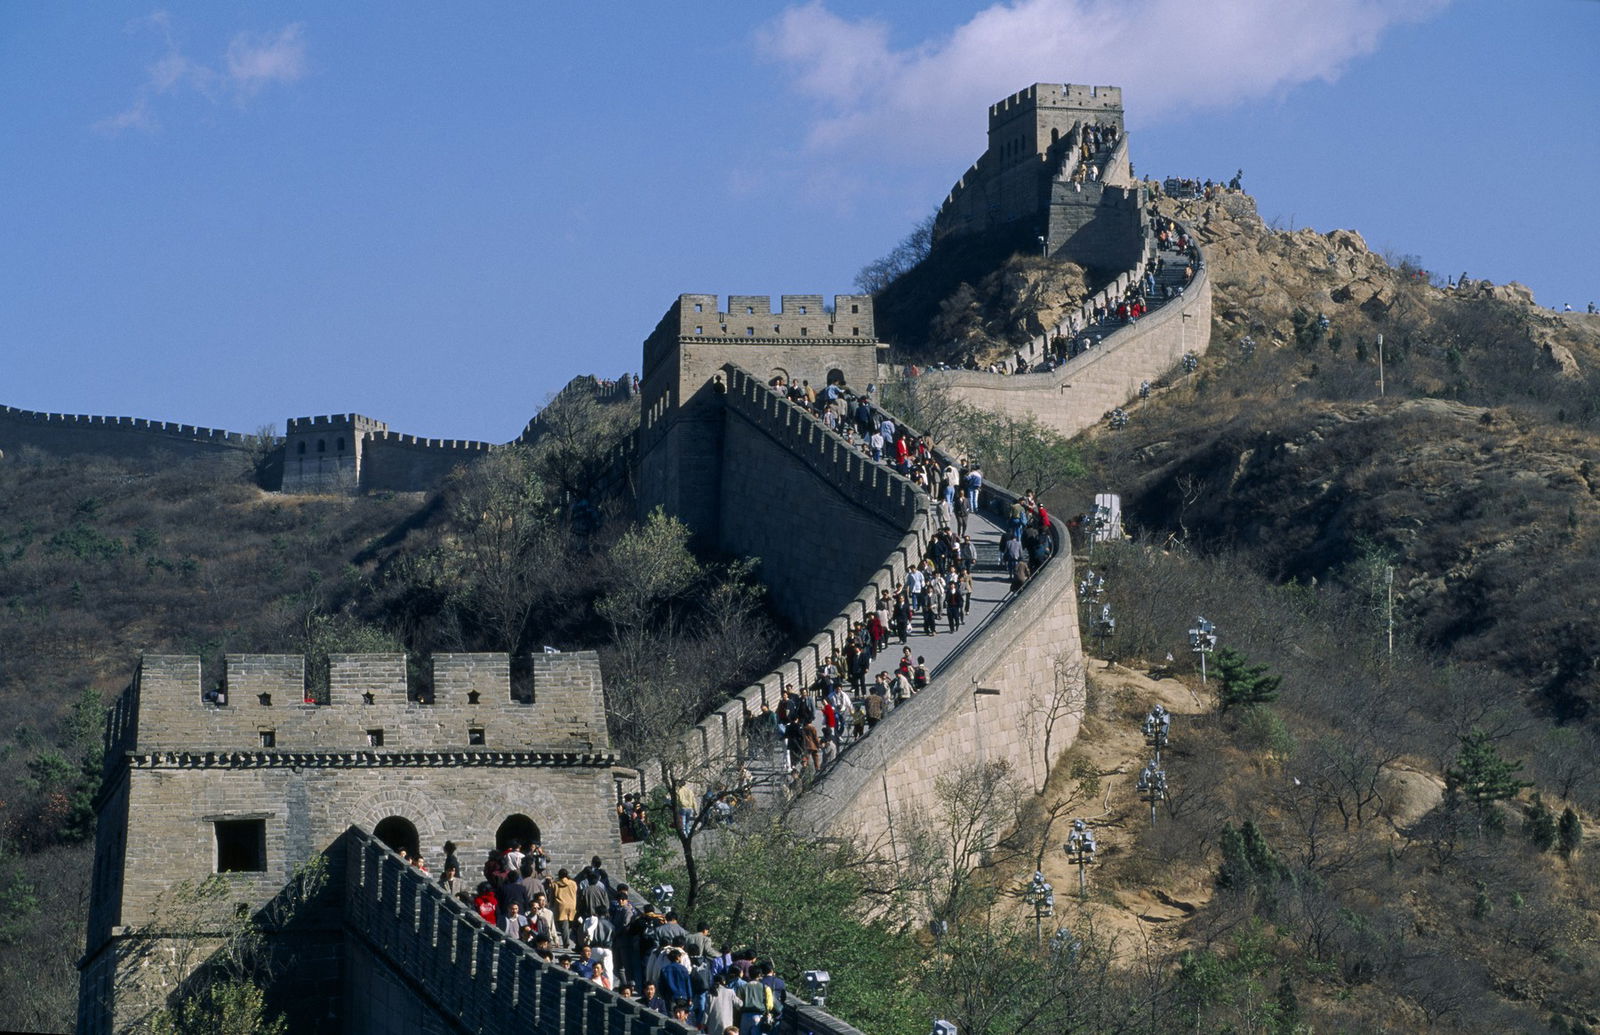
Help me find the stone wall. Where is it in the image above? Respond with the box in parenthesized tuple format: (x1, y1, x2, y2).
(133, 652, 609, 755)
(0, 404, 252, 469)
(916, 240, 1213, 438)
(358, 431, 497, 493)
(786, 482, 1084, 844)
(718, 366, 931, 631)
(638, 295, 885, 545)
(343, 829, 689, 1035)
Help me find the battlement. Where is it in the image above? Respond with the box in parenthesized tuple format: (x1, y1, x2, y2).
(668, 293, 875, 341)
(365, 430, 497, 452)
(123, 651, 611, 757)
(988, 82, 1123, 130)
(285, 413, 390, 435)
(0, 403, 250, 444)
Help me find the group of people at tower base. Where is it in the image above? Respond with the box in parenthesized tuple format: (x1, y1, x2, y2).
(408, 838, 792, 1033)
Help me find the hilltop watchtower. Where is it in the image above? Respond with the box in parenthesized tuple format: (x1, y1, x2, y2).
(935, 83, 1142, 276)
(78, 651, 623, 1034)
(638, 293, 883, 542)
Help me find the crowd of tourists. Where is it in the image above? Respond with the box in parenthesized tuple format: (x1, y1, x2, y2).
(933, 213, 1201, 378)
(1065, 120, 1120, 191)
(418, 838, 796, 1033)
(725, 384, 1063, 787)
(1156, 169, 1242, 199)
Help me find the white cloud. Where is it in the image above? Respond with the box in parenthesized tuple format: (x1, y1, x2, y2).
(759, 0, 1448, 163)
(96, 13, 307, 134)
(226, 24, 308, 99)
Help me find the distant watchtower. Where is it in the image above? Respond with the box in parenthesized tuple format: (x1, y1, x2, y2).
(638, 293, 883, 540)
(77, 651, 623, 1034)
(935, 83, 1142, 276)
(280, 414, 388, 493)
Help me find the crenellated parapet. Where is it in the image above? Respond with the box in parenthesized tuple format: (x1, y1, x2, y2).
(126, 652, 610, 757)
(934, 82, 1135, 273)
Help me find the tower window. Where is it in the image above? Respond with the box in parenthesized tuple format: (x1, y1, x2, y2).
(745, 306, 754, 315)
(317, 440, 326, 453)
(800, 327, 807, 336)
(695, 326, 703, 335)
(215, 820, 266, 873)
(853, 327, 861, 336)
(259, 730, 275, 748)
(336, 437, 345, 451)
(747, 327, 755, 337)
(366, 729, 384, 747)
(468, 727, 486, 746)
(693, 303, 702, 312)
(851, 305, 859, 314)
(297, 442, 306, 455)
(798, 306, 807, 314)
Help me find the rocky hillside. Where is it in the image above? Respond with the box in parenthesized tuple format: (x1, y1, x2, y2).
(1061, 190, 1600, 722)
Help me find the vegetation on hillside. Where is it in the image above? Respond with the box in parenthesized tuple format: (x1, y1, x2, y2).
(0, 387, 780, 1032)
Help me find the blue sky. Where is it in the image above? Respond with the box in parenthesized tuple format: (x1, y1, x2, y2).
(3, 1, 1596, 442)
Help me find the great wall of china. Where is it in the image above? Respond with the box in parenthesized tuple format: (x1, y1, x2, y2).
(71, 83, 1212, 1033)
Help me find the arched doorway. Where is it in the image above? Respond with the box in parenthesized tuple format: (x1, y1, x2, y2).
(373, 816, 420, 860)
(496, 814, 541, 853)
(826, 367, 846, 387)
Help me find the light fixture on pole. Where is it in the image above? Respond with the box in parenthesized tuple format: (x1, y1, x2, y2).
(1136, 759, 1168, 825)
(1188, 617, 1217, 684)
(1023, 870, 1055, 944)
(1142, 704, 1171, 764)
(803, 970, 831, 1007)
(1092, 604, 1116, 656)
(1063, 819, 1098, 899)
(1078, 569, 1105, 604)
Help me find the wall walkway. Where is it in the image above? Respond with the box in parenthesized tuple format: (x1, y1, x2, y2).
(915, 220, 1213, 438)
(649, 374, 1086, 848)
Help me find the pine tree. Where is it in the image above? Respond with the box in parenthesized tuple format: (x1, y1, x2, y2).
(1445, 729, 1528, 817)
(1524, 796, 1558, 852)
(1213, 647, 1282, 714)
(1558, 807, 1583, 859)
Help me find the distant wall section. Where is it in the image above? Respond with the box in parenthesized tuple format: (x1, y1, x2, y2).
(917, 239, 1214, 438)
(0, 405, 252, 471)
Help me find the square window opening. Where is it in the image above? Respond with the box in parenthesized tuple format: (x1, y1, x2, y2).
(215, 820, 266, 873)
(366, 728, 384, 747)
(259, 730, 275, 748)
(468, 727, 486, 746)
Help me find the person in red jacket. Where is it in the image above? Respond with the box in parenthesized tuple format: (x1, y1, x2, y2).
(473, 882, 499, 927)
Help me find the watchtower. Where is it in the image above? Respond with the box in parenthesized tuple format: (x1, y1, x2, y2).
(280, 413, 389, 493)
(77, 651, 623, 1034)
(935, 83, 1141, 275)
(638, 293, 883, 541)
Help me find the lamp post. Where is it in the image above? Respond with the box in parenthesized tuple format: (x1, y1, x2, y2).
(1142, 704, 1171, 764)
(1063, 819, 1098, 899)
(1188, 616, 1217, 684)
(1136, 760, 1168, 825)
(1023, 870, 1055, 945)
(1078, 569, 1104, 605)
(1092, 604, 1116, 657)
